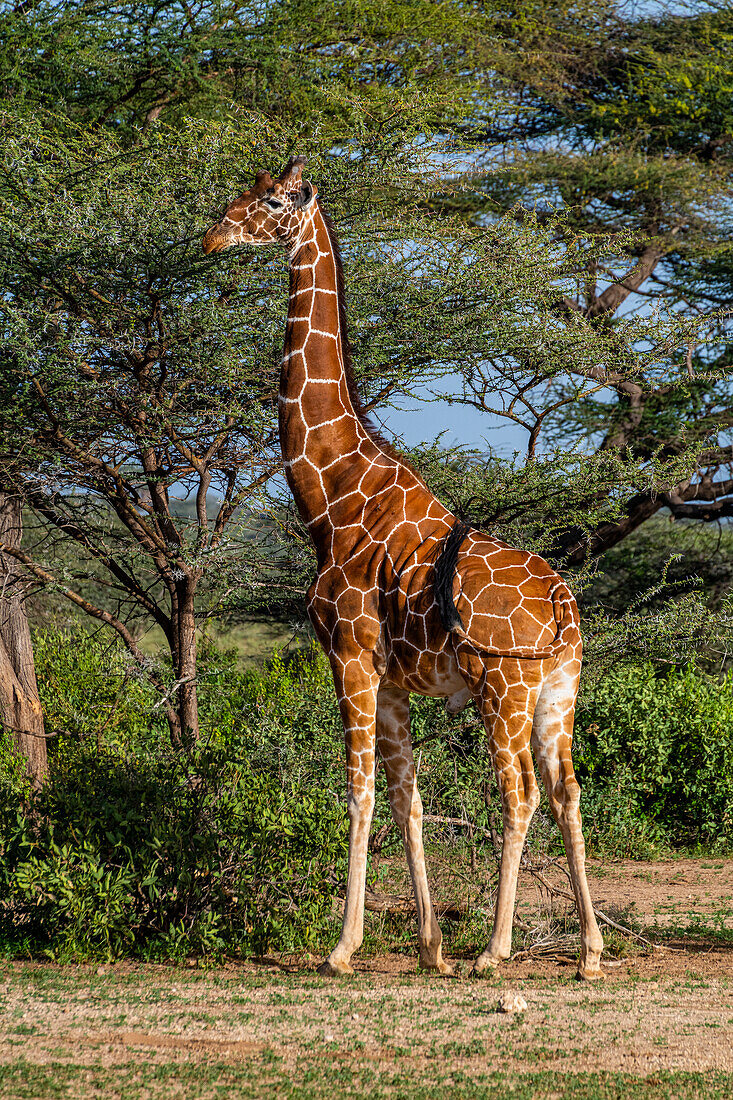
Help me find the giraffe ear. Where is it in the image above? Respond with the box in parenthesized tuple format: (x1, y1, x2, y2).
(253, 170, 274, 194)
(292, 180, 315, 210)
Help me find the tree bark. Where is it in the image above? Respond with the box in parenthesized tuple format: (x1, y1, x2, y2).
(0, 494, 47, 785)
(173, 579, 199, 748)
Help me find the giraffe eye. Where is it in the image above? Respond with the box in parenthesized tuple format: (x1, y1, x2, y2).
(265, 198, 283, 210)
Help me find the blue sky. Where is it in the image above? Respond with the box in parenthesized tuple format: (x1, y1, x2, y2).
(377, 373, 526, 458)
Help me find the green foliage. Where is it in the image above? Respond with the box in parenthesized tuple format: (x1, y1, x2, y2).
(0, 0, 492, 139)
(2, 0, 732, 692)
(12, 838, 138, 960)
(575, 662, 733, 855)
(583, 514, 733, 614)
(0, 638, 337, 959)
(31, 630, 166, 750)
(2, 634, 350, 961)
(580, 5, 733, 154)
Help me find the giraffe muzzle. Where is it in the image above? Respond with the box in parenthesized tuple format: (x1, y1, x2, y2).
(202, 226, 230, 254)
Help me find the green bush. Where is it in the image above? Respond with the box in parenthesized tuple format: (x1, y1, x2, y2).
(1, 631, 349, 961)
(1, 737, 349, 961)
(2, 629, 733, 961)
(31, 630, 168, 751)
(575, 663, 733, 855)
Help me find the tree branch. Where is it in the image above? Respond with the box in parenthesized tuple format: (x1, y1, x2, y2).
(585, 244, 665, 319)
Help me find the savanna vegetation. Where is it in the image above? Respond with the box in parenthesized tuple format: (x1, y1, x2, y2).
(1, 633, 732, 962)
(0, 0, 732, 965)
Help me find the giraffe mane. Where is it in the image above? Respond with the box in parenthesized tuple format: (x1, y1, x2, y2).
(319, 205, 426, 487)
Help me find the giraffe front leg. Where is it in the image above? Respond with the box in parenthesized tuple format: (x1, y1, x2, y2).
(376, 682, 453, 976)
(318, 652, 379, 977)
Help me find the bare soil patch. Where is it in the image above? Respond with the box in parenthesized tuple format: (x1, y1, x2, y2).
(533, 857, 733, 930)
(375, 853, 733, 934)
(1, 858, 732, 1098)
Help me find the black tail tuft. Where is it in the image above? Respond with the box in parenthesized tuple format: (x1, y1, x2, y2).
(434, 520, 471, 633)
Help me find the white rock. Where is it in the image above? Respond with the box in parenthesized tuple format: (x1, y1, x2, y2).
(497, 991, 528, 1014)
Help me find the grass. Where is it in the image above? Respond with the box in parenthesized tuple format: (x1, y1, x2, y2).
(2, 957, 733, 1098)
(1, 1061, 732, 1099)
(138, 618, 298, 668)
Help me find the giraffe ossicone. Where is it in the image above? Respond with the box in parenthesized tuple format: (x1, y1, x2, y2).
(203, 158, 604, 982)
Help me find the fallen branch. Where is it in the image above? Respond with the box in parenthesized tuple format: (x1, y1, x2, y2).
(365, 817, 680, 955)
(334, 888, 467, 920)
(527, 864, 675, 952)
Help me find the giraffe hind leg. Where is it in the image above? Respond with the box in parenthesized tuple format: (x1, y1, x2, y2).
(531, 658, 604, 980)
(456, 650, 543, 975)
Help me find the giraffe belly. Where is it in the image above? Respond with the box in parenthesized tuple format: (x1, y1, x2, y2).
(384, 644, 466, 700)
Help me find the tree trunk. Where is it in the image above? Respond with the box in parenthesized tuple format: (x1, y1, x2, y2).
(0, 493, 47, 785)
(172, 580, 200, 748)
(552, 491, 664, 567)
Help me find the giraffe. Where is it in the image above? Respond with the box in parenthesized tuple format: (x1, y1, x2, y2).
(203, 157, 604, 981)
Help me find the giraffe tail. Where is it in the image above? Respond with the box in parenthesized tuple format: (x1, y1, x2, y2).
(434, 519, 471, 633)
(529, 580, 580, 660)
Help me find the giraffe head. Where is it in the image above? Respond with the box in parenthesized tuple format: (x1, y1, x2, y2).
(202, 156, 317, 254)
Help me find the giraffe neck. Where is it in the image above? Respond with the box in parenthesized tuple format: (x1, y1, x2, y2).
(279, 203, 384, 544)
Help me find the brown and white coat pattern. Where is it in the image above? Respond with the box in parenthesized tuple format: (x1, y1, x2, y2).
(203, 158, 604, 980)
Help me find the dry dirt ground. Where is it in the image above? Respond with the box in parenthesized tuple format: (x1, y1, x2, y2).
(514, 856, 733, 932)
(1, 859, 732, 1100)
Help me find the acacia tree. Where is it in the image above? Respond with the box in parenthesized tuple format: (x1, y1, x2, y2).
(4, 0, 731, 557)
(1, 0, 731, 763)
(4, 105, 711, 733)
(0, 108, 480, 744)
(0, 117, 298, 745)
(0, 0, 499, 761)
(436, 0, 733, 560)
(0, 0, 491, 134)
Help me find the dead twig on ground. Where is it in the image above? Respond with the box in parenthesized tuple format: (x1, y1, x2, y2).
(520, 853, 682, 952)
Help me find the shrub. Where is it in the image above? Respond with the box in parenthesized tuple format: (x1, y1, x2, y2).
(31, 629, 167, 751)
(575, 663, 733, 854)
(1, 738, 348, 961)
(1, 632, 349, 961)
(2, 630, 732, 961)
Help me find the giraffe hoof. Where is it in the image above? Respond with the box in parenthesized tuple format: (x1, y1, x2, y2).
(419, 957, 455, 977)
(575, 965, 604, 982)
(471, 954, 502, 977)
(317, 958, 354, 977)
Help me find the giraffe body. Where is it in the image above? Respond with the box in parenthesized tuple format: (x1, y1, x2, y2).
(203, 158, 604, 980)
